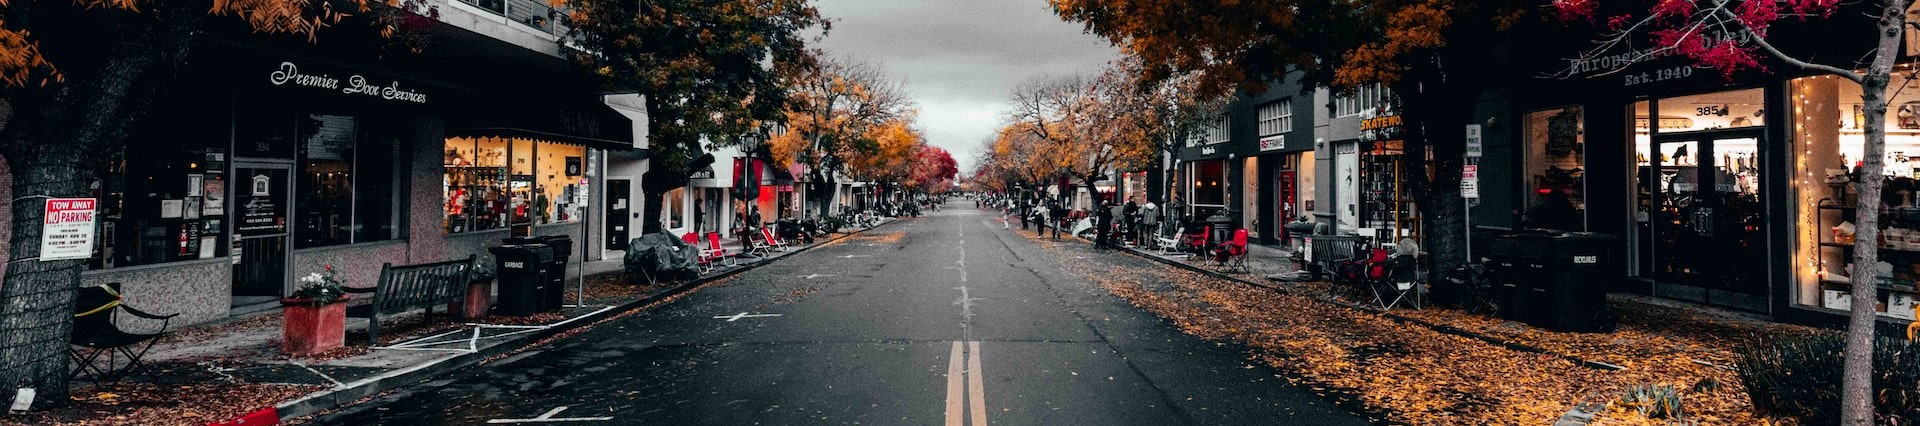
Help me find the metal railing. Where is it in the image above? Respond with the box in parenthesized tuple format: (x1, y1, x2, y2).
(455, 0, 569, 36)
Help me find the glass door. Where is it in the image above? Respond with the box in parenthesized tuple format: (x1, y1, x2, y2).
(232, 163, 293, 302)
(1642, 130, 1767, 307)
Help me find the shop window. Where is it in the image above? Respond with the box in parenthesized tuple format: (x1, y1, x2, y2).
(667, 188, 686, 230)
(1522, 106, 1587, 231)
(92, 105, 232, 269)
(1335, 85, 1392, 118)
(444, 137, 510, 233)
(293, 114, 403, 249)
(535, 143, 589, 224)
(1191, 160, 1226, 206)
(1792, 75, 1920, 318)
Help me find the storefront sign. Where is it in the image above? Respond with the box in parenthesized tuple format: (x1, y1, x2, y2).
(1359, 115, 1403, 131)
(269, 61, 428, 104)
(1201, 145, 1218, 156)
(236, 169, 288, 236)
(1259, 135, 1287, 151)
(41, 198, 97, 261)
(1465, 124, 1483, 158)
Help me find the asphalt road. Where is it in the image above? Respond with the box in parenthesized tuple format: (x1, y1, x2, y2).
(308, 201, 1368, 425)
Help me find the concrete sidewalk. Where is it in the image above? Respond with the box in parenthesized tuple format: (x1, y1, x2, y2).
(39, 222, 897, 426)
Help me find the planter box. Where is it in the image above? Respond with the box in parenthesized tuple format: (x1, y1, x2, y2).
(282, 295, 349, 357)
(453, 279, 493, 320)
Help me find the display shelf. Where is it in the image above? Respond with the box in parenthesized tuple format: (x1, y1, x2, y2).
(1817, 241, 1920, 255)
(1820, 276, 1920, 293)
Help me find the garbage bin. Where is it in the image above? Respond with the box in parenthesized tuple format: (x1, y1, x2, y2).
(490, 244, 554, 316)
(1486, 232, 1538, 324)
(1204, 212, 1234, 248)
(1529, 232, 1618, 333)
(506, 235, 572, 311)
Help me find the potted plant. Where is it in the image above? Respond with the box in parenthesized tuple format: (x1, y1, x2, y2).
(455, 264, 495, 320)
(282, 265, 351, 356)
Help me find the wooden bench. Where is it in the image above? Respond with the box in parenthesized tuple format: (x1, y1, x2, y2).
(345, 255, 477, 345)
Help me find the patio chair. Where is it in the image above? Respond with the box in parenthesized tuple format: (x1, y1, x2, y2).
(705, 232, 737, 267)
(760, 227, 792, 253)
(1181, 226, 1210, 261)
(1214, 229, 1251, 274)
(684, 232, 715, 273)
(743, 229, 773, 258)
(69, 283, 177, 386)
(1371, 254, 1423, 310)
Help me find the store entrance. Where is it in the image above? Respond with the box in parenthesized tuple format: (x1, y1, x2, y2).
(231, 163, 293, 305)
(1638, 129, 1767, 309)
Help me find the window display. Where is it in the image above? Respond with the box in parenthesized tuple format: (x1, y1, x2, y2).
(444, 137, 590, 233)
(1792, 75, 1920, 319)
(1522, 106, 1586, 231)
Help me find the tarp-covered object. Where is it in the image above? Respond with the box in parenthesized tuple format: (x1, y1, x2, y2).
(625, 233, 700, 282)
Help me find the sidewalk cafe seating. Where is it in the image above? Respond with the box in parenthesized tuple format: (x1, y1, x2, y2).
(345, 256, 477, 345)
(1371, 248, 1423, 310)
(69, 283, 177, 386)
(1213, 229, 1251, 274)
(760, 227, 793, 253)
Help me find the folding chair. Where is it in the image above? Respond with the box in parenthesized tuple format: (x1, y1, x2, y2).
(1371, 254, 1422, 310)
(760, 227, 792, 253)
(742, 229, 772, 258)
(1214, 229, 1252, 273)
(705, 232, 737, 268)
(70, 283, 177, 386)
(684, 233, 714, 274)
(1181, 226, 1210, 261)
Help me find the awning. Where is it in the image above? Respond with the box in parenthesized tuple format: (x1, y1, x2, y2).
(447, 95, 635, 151)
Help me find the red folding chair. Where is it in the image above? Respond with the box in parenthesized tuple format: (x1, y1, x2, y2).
(1214, 229, 1251, 273)
(761, 227, 792, 252)
(706, 232, 736, 267)
(1182, 226, 1210, 260)
(685, 232, 715, 273)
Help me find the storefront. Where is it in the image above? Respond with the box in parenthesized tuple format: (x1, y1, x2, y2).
(1253, 90, 1314, 245)
(1789, 74, 1920, 321)
(45, 21, 634, 328)
(1356, 111, 1420, 243)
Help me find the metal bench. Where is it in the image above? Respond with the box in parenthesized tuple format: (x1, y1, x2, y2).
(346, 256, 477, 345)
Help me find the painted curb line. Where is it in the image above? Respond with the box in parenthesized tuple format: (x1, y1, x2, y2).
(265, 221, 894, 423)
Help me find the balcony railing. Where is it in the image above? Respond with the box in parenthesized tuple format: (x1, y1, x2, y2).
(455, 0, 570, 36)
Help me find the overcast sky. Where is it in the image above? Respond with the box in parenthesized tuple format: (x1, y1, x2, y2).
(809, 0, 1120, 172)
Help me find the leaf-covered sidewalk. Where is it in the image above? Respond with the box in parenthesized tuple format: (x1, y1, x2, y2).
(1021, 230, 1809, 425)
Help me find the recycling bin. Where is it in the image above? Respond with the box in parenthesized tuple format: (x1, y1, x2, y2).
(489, 244, 555, 316)
(1526, 232, 1618, 333)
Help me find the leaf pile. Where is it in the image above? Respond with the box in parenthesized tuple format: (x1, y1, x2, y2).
(1027, 231, 1793, 425)
(1, 382, 322, 426)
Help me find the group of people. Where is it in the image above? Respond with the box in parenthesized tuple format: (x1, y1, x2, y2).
(982, 192, 1163, 249)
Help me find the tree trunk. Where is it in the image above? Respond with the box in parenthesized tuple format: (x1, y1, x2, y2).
(1396, 75, 1477, 277)
(0, 3, 199, 407)
(1840, 5, 1905, 423)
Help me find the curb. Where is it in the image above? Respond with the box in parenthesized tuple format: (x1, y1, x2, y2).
(261, 222, 893, 423)
(1115, 246, 1624, 372)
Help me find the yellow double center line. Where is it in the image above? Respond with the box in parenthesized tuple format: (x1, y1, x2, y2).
(944, 341, 988, 426)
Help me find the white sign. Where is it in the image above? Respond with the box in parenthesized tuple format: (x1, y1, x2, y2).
(1461, 165, 1480, 199)
(269, 62, 428, 104)
(41, 198, 96, 261)
(1258, 135, 1286, 151)
(1465, 124, 1483, 158)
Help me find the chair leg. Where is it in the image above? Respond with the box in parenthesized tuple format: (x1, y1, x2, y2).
(367, 316, 381, 346)
(70, 349, 108, 388)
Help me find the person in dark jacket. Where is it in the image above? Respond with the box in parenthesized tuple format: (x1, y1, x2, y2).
(1122, 198, 1140, 247)
(1050, 200, 1066, 239)
(1095, 199, 1115, 249)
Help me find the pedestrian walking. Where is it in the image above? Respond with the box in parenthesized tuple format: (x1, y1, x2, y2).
(1050, 200, 1065, 239)
(1094, 199, 1114, 249)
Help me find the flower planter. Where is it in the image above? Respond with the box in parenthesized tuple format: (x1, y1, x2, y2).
(453, 278, 493, 320)
(282, 294, 350, 357)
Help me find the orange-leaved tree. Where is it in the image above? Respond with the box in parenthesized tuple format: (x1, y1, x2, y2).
(766, 56, 911, 217)
(1052, 0, 1536, 275)
(844, 118, 924, 197)
(564, 0, 826, 234)
(0, 0, 433, 407)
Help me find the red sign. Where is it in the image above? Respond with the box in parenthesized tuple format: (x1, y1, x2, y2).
(41, 198, 97, 261)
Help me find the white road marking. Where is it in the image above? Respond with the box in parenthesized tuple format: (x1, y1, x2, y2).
(711, 312, 782, 322)
(486, 406, 614, 423)
(839, 254, 873, 258)
(800, 274, 836, 279)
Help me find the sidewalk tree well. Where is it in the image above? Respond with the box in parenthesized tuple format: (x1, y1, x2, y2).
(1051, 0, 1536, 278)
(562, 0, 826, 234)
(1555, 0, 1909, 423)
(0, 0, 435, 408)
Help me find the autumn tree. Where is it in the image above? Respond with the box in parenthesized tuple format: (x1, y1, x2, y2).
(1556, 0, 1907, 422)
(766, 56, 911, 218)
(985, 122, 1062, 197)
(1052, 0, 1535, 274)
(844, 118, 923, 191)
(0, 0, 438, 407)
(907, 145, 958, 193)
(1103, 58, 1226, 206)
(563, 0, 825, 234)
